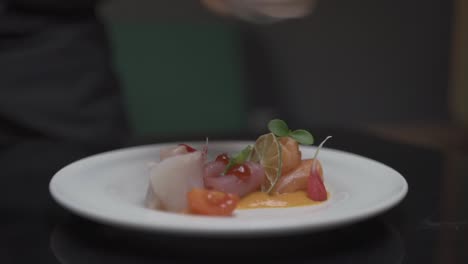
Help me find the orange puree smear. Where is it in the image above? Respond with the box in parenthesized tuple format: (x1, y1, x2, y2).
(237, 191, 326, 209)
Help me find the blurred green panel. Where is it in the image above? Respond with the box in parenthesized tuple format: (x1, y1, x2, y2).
(107, 23, 247, 136)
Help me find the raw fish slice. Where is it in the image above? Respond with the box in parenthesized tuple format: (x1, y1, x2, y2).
(146, 151, 204, 212)
(272, 159, 323, 194)
(159, 145, 190, 161)
(204, 161, 265, 197)
(278, 137, 302, 175)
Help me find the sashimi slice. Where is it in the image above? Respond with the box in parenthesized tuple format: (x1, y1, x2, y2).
(278, 137, 302, 175)
(204, 160, 265, 197)
(159, 145, 191, 161)
(146, 151, 204, 212)
(272, 159, 323, 194)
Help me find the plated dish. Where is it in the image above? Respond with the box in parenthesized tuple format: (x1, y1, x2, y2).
(145, 119, 330, 216)
(49, 120, 408, 236)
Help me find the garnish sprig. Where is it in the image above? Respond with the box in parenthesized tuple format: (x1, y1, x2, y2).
(268, 119, 314, 145)
(313, 136, 332, 160)
(223, 145, 253, 174)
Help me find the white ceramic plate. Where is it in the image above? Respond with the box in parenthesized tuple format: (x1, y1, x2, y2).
(49, 141, 408, 236)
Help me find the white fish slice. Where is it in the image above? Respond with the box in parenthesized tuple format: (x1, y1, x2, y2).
(159, 145, 189, 161)
(146, 151, 204, 213)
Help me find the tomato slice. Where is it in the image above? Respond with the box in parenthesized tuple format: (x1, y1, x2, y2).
(187, 188, 240, 216)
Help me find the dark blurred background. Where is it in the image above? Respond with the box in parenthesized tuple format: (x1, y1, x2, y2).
(2, 0, 465, 150)
(98, 0, 467, 150)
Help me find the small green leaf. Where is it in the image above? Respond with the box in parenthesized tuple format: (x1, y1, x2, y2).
(223, 145, 253, 174)
(233, 145, 253, 164)
(289, 129, 314, 145)
(268, 119, 289, 137)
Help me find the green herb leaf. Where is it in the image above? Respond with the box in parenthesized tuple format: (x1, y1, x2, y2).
(268, 119, 289, 137)
(223, 145, 253, 174)
(289, 129, 314, 145)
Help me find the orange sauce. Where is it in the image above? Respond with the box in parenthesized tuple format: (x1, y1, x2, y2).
(237, 191, 326, 209)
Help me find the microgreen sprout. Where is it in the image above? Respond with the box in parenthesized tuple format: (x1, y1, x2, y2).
(268, 119, 314, 145)
(223, 145, 253, 174)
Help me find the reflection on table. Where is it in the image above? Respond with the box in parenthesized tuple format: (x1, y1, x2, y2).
(50, 216, 404, 263)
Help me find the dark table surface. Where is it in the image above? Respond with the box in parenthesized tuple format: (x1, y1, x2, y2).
(1, 128, 467, 263)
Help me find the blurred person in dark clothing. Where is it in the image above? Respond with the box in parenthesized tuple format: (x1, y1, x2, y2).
(0, 0, 315, 151)
(0, 0, 127, 151)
